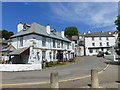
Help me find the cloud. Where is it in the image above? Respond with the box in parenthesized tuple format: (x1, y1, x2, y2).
(50, 2, 118, 28)
(24, 2, 29, 5)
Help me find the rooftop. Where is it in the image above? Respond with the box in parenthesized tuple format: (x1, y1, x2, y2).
(79, 31, 114, 37)
(11, 23, 71, 42)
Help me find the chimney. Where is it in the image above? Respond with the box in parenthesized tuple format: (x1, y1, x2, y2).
(88, 31, 91, 33)
(46, 24, 50, 34)
(61, 29, 65, 38)
(17, 22, 23, 32)
(108, 31, 112, 35)
(101, 31, 104, 33)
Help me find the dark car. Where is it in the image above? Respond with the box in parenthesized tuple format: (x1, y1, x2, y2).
(97, 52, 104, 57)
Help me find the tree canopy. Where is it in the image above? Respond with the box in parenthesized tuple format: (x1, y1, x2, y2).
(65, 27, 78, 36)
(115, 16, 120, 55)
(0, 30, 14, 40)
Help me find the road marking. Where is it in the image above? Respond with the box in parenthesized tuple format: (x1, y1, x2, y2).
(1, 57, 110, 86)
(1, 82, 48, 86)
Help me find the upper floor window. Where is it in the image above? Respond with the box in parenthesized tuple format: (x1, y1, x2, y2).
(53, 39, 56, 48)
(20, 37, 23, 46)
(92, 43, 95, 46)
(57, 40, 60, 48)
(106, 37, 109, 40)
(107, 42, 109, 46)
(42, 37, 46, 46)
(99, 37, 101, 40)
(92, 37, 94, 41)
(72, 43, 74, 50)
(61, 41, 63, 48)
(100, 42, 102, 46)
(67, 43, 69, 49)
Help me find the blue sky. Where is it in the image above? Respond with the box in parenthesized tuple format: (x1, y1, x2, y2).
(2, 2, 118, 34)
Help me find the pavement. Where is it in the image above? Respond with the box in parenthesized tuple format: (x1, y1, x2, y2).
(1, 56, 119, 89)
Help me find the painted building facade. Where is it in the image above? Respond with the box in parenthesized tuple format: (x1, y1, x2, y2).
(79, 31, 116, 56)
(10, 22, 75, 64)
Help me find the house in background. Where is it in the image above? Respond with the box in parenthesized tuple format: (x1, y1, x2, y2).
(0, 38, 10, 61)
(9, 22, 75, 64)
(66, 35, 84, 56)
(79, 31, 116, 56)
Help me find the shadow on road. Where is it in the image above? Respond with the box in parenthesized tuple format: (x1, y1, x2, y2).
(104, 61, 120, 65)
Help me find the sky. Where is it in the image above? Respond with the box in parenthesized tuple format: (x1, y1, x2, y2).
(2, 2, 118, 34)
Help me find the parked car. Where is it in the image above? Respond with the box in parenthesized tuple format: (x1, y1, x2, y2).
(97, 52, 104, 57)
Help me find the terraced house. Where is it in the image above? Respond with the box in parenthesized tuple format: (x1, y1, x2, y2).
(9, 22, 75, 64)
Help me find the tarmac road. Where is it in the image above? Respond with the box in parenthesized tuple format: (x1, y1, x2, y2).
(2, 56, 108, 88)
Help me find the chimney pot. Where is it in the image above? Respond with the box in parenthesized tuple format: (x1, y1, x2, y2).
(61, 29, 65, 38)
(46, 24, 50, 34)
(17, 22, 24, 32)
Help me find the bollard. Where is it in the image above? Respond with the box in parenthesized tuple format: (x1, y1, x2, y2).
(91, 69, 99, 88)
(50, 71, 59, 88)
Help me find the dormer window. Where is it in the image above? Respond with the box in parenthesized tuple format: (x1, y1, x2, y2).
(23, 24, 27, 30)
(23, 23, 31, 31)
(33, 37, 36, 39)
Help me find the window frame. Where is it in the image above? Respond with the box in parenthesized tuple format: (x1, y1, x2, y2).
(89, 49, 93, 53)
(20, 37, 23, 46)
(106, 37, 109, 40)
(57, 40, 60, 48)
(100, 42, 102, 46)
(42, 36, 46, 46)
(42, 50, 46, 60)
(53, 39, 56, 48)
(92, 37, 94, 41)
(107, 42, 109, 46)
(92, 43, 95, 46)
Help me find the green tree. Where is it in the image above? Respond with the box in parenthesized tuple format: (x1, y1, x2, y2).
(65, 27, 78, 36)
(0, 30, 14, 40)
(115, 16, 120, 55)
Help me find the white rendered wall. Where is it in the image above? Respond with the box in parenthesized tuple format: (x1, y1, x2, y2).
(11, 34, 74, 63)
(0, 64, 42, 71)
(85, 36, 116, 55)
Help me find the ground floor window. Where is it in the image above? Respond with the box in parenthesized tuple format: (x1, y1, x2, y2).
(89, 49, 93, 53)
(37, 52, 40, 61)
(96, 49, 99, 53)
(107, 48, 110, 51)
(42, 50, 46, 61)
(53, 51, 56, 59)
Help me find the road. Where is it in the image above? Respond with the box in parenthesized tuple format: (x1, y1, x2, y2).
(2, 56, 109, 88)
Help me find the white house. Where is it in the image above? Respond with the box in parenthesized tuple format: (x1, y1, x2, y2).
(79, 31, 116, 56)
(9, 22, 75, 64)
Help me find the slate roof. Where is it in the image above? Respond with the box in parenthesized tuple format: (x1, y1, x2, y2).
(1, 44, 16, 52)
(11, 23, 71, 42)
(10, 47, 29, 55)
(71, 36, 79, 40)
(79, 31, 114, 37)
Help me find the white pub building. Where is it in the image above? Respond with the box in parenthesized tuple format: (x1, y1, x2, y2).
(9, 22, 75, 64)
